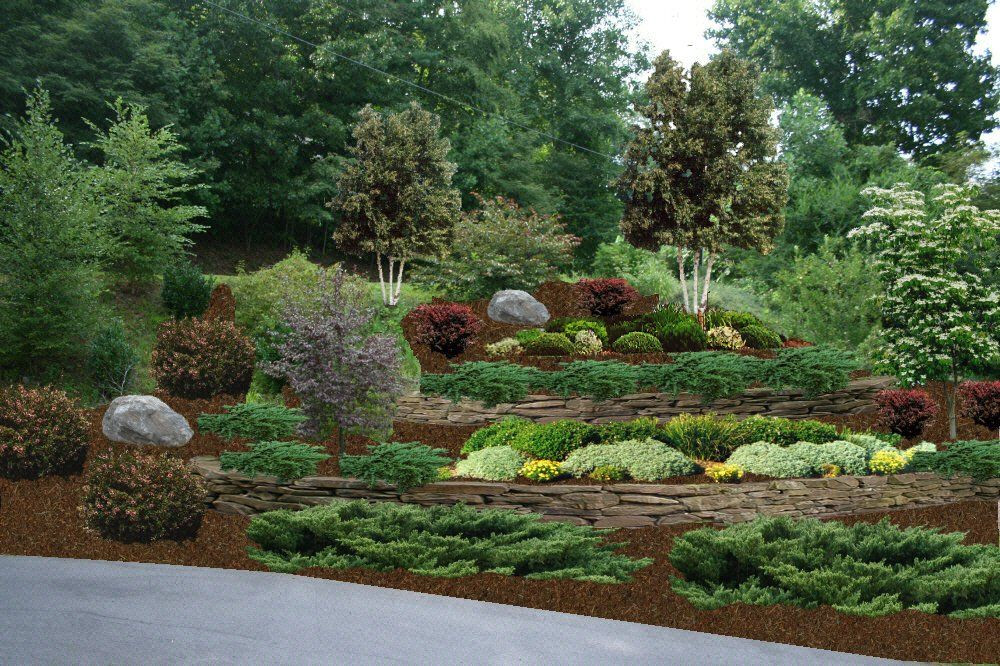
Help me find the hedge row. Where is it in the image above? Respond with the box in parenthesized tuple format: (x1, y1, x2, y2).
(420, 347, 858, 406)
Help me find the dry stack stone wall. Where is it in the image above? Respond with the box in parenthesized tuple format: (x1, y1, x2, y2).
(396, 376, 896, 425)
(191, 456, 999, 528)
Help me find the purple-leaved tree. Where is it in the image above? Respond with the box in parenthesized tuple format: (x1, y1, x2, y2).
(263, 267, 403, 458)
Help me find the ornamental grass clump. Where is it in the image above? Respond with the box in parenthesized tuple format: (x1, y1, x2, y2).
(454, 446, 526, 481)
(669, 516, 1000, 618)
(340, 441, 452, 492)
(0, 385, 90, 480)
(82, 449, 206, 543)
(725, 442, 813, 478)
(247, 501, 652, 582)
(198, 403, 306, 441)
(660, 413, 743, 460)
(561, 440, 700, 481)
(219, 441, 330, 481)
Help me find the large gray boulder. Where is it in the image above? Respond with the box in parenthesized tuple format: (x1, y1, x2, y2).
(487, 289, 550, 325)
(102, 395, 193, 447)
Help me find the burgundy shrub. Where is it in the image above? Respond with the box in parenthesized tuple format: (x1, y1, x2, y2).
(408, 303, 484, 357)
(575, 278, 639, 317)
(958, 381, 1000, 434)
(874, 389, 938, 439)
(203, 283, 236, 322)
(0, 385, 90, 479)
(151, 318, 255, 399)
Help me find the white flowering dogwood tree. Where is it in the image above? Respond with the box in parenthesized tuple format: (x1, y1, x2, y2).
(850, 184, 1000, 439)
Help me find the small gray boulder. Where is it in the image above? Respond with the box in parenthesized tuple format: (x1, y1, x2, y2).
(487, 289, 550, 325)
(102, 395, 193, 447)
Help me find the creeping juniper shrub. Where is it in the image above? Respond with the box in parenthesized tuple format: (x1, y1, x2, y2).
(198, 403, 306, 442)
(546, 361, 639, 401)
(420, 361, 545, 407)
(161, 261, 213, 319)
(219, 441, 330, 481)
(340, 441, 452, 491)
(909, 439, 1000, 481)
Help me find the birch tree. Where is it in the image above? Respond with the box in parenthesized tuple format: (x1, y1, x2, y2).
(616, 50, 788, 320)
(331, 103, 461, 306)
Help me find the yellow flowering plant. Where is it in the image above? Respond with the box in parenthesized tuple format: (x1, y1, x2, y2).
(705, 463, 744, 483)
(520, 459, 562, 482)
(869, 449, 908, 475)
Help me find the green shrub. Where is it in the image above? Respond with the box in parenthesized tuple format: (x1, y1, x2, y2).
(82, 449, 206, 543)
(225, 249, 324, 337)
(786, 440, 869, 476)
(725, 442, 814, 478)
(161, 261, 213, 319)
(454, 446, 527, 481)
(523, 332, 575, 356)
(642, 304, 691, 330)
(546, 318, 610, 345)
(461, 417, 534, 454)
(669, 517, 1000, 617)
(597, 417, 666, 445)
(732, 415, 839, 448)
(644, 352, 761, 403)
(660, 413, 743, 460)
(246, 500, 652, 582)
(198, 403, 306, 441)
(510, 419, 599, 460)
(561, 440, 700, 481)
(151, 317, 256, 398)
(740, 323, 782, 349)
(590, 465, 626, 482)
(545, 360, 639, 402)
(703, 309, 761, 331)
(607, 318, 651, 345)
(514, 328, 544, 345)
(87, 320, 139, 399)
(573, 330, 603, 355)
(420, 361, 544, 407)
(612, 331, 662, 354)
(909, 440, 1000, 481)
(763, 346, 858, 397)
(841, 432, 897, 457)
(0, 385, 90, 480)
(219, 441, 331, 481)
(656, 318, 708, 352)
(340, 441, 452, 492)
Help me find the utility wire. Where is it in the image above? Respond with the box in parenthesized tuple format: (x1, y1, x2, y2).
(199, 0, 617, 160)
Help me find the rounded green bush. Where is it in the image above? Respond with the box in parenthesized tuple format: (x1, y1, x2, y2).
(523, 332, 575, 356)
(514, 328, 544, 345)
(461, 417, 534, 454)
(725, 442, 814, 478)
(597, 417, 666, 445)
(561, 439, 700, 481)
(563, 320, 609, 345)
(454, 446, 527, 481)
(573, 330, 603, 355)
(612, 331, 663, 354)
(785, 440, 869, 476)
(656, 318, 708, 352)
(510, 419, 599, 460)
(740, 323, 782, 349)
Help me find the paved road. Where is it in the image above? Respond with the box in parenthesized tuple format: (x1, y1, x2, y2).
(0, 555, 912, 665)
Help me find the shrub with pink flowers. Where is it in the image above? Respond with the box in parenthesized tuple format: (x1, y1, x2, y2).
(151, 317, 255, 398)
(958, 380, 1000, 435)
(0, 385, 90, 480)
(408, 302, 484, 357)
(874, 388, 938, 439)
(81, 449, 206, 542)
(575, 278, 639, 316)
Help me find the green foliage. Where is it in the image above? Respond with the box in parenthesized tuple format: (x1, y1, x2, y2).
(87, 320, 140, 399)
(523, 332, 575, 356)
(725, 442, 814, 478)
(520, 459, 562, 482)
(573, 330, 603, 356)
(246, 500, 652, 581)
(510, 419, 600, 461)
(461, 417, 534, 454)
(561, 440, 700, 481)
(223, 250, 325, 337)
(733, 415, 840, 448)
(739, 324, 782, 350)
(612, 331, 662, 354)
(420, 361, 545, 407)
(454, 446, 527, 482)
(841, 432, 898, 458)
(909, 440, 1000, 481)
(589, 465, 626, 482)
(197, 403, 305, 442)
(643, 352, 761, 403)
(706, 326, 744, 351)
(546, 360, 639, 402)
(0, 385, 90, 480)
(161, 262, 213, 319)
(596, 417, 666, 445)
(656, 319, 709, 353)
(786, 441, 869, 476)
(591, 238, 681, 298)
(660, 414, 743, 461)
(761, 346, 858, 397)
(546, 318, 609, 345)
(485, 338, 522, 357)
(669, 516, 1000, 617)
(515, 329, 544, 346)
(219, 441, 331, 482)
(340, 441, 452, 492)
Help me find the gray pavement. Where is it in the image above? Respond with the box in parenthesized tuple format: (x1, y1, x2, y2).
(0, 555, 913, 665)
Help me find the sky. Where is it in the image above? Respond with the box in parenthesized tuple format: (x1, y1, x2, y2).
(624, 0, 1000, 165)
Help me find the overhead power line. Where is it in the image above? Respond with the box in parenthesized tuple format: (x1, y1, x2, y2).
(199, 0, 617, 160)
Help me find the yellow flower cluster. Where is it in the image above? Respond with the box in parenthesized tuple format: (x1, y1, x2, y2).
(520, 459, 562, 482)
(820, 463, 841, 478)
(869, 450, 908, 475)
(705, 463, 744, 483)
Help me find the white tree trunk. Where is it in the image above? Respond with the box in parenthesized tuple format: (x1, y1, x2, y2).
(676, 248, 690, 312)
(699, 252, 716, 315)
(392, 258, 406, 306)
(675, 247, 716, 320)
(376, 252, 388, 306)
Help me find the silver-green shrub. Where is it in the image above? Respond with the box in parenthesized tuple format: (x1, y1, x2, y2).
(786, 440, 869, 476)
(454, 446, 526, 481)
(561, 439, 699, 481)
(725, 442, 813, 478)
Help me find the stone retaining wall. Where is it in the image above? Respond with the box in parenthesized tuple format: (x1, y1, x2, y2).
(396, 376, 896, 425)
(190, 456, 999, 529)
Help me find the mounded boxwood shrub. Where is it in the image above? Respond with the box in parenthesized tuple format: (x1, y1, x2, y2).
(151, 317, 256, 398)
(657, 318, 708, 352)
(161, 261, 213, 319)
(612, 331, 662, 354)
(81, 449, 206, 543)
(340, 441, 452, 492)
(660, 413, 742, 460)
(408, 303, 484, 357)
(461, 417, 534, 454)
(246, 500, 652, 581)
(669, 516, 1000, 618)
(454, 446, 527, 481)
(785, 440, 869, 476)
(875, 389, 937, 439)
(597, 416, 666, 445)
(732, 415, 839, 448)
(725, 442, 813, 478)
(219, 441, 330, 481)
(198, 403, 305, 441)
(510, 419, 599, 460)
(0, 385, 89, 480)
(575, 278, 639, 316)
(523, 332, 575, 356)
(739, 323, 782, 349)
(561, 440, 700, 481)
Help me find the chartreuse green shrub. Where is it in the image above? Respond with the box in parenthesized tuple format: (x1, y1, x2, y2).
(909, 440, 1000, 481)
(725, 442, 814, 478)
(515, 328, 544, 346)
(510, 419, 599, 460)
(841, 432, 898, 457)
(669, 517, 1000, 618)
(561, 440, 700, 481)
(523, 332, 575, 356)
(612, 331, 662, 354)
(219, 441, 331, 481)
(660, 414, 743, 460)
(246, 501, 653, 582)
(198, 403, 306, 441)
(454, 446, 527, 481)
(732, 415, 839, 448)
(340, 442, 452, 492)
(597, 417, 666, 445)
(461, 417, 534, 454)
(785, 440, 869, 476)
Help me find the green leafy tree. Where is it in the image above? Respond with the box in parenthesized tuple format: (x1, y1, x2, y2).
(89, 99, 207, 284)
(709, 0, 1000, 158)
(0, 89, 105, 376)
(332, 103, 461, 306)
(849, 184, 1000, 439)
(616, 50, 788, 319)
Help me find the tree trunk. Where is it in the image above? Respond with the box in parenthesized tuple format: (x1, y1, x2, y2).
(676, 248, 690, 312)
(947, 358, 959, 440)
(375, 252, 388, 306)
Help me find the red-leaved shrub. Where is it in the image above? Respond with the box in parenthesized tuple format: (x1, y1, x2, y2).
(874, 389, 937, 439)
(408, 303, 484, 357)
(81, 449, 206, 542)
(0, 385, 90, 479)
(203, 283, 236, 322)
(575, 278, 639, 316)
(958, 381, 1000, 435)
(151, 318, 255, 398)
